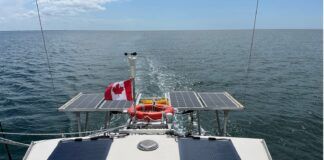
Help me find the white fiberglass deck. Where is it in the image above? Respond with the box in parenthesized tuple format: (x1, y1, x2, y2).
(24, 134, 272, 160)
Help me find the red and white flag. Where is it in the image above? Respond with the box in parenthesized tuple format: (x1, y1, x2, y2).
(105, 79, 133, 101)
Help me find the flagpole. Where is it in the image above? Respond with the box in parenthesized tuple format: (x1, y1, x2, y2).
(125, 52, 137, 121)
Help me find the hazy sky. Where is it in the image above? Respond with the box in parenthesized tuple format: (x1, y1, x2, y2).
(0, 0, 322, 31)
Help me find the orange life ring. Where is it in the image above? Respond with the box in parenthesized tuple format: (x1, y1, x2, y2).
(127, 104, 174, 120)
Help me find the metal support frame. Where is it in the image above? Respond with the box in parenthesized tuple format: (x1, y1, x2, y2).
(161, 112, 165, 124)
(197, 111, 201, 135)
(104, 112, 112, 129)
(223, 110, 229, 136)
(76, 112, 82, 136)
(125, 52, 137, 122)
(84, 112, 89, 131)
(215, 111, 221, 135)
(189, 112, 194, 135)
(132, 79, 136, 105)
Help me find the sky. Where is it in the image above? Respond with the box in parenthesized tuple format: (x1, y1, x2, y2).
(0, 0, 322, 31)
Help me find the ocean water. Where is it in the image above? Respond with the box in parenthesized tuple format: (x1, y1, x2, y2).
(0, 30, 322, 159)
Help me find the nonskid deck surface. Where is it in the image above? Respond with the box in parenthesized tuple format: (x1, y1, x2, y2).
(24, 134, 272, 160)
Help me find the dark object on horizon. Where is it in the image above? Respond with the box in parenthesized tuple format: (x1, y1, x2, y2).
(124, 52, 137, 56)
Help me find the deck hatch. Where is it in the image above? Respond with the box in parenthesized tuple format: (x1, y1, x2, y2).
(169, 91, 204, 110)
(198, 92, 244, 110)
(178, 138, 241, 160)
(48, 138, 113, 160)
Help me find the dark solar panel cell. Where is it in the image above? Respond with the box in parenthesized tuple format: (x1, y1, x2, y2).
(72, 94, 102, 109)
(59, 93, 135, 112)
(99, 100, 132, 111)
(48, 139, 113, 160)
(178, 138, 241, 160)
(218, 94, 235, 107)
(169, 91, 203, 110)
(198, 92, 243, 110)
(200, 93, 224, 107)
(186, 91, 201, 107)
(63, 94, 104, 111)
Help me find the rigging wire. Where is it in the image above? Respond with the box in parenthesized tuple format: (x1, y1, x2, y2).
(243, 0, 259, 102)
(35, 0, 55, 91)
(0, 137, 30, 148)
(0, 125, 126, 147)
(0, 125, 126, 136)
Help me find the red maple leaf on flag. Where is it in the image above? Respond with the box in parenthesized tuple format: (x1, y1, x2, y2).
(112, 84, 124, 94)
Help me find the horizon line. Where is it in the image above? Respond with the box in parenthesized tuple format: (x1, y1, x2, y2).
(0, 28, 322, 32)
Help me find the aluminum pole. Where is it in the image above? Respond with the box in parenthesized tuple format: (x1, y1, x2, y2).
(197, 111, 201, 135)
(215, 111, 221, 135)
(125, 52, 137, 121)
(84, 112, 89, 131)
(104, 112, 111, 129)
(76, 112, 81, 136)
(223, 110, 229, 136)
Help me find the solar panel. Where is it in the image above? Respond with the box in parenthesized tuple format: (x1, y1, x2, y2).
(59, 93, 104, 112)
(198, 92, 244, 110)
(98, 100, 133, 111)
(169, 91, 204, 110)
(178, 138, 241, 160)
(48, 138, 113, 160)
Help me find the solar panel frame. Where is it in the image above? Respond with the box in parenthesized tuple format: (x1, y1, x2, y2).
(168, 91, 205, 111)
(58, 93, 104, 112)
(197, 92, 244, 111)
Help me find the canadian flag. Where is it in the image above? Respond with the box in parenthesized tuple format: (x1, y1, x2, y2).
(105, 79, 133, 101)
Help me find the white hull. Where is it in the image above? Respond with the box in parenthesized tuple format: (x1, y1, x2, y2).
(24, 133, 272, 160)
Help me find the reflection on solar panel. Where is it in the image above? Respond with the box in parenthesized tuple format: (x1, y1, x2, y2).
(98, 100, 133, 111)
(169, 91, 204, 110)
(198, 92, 244, 110)
(59, 93, 104, 112)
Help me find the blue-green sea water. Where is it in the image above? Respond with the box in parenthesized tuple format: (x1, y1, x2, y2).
(0, 30, 322, 159)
